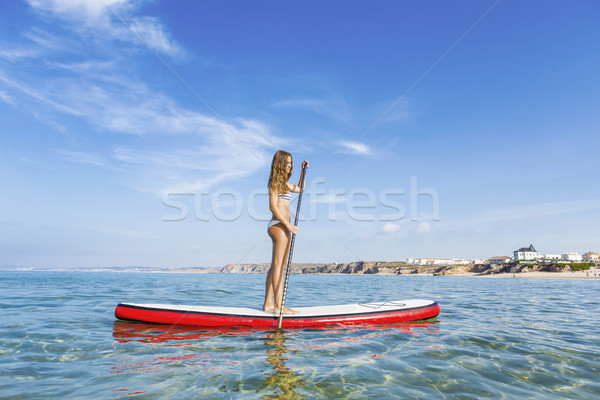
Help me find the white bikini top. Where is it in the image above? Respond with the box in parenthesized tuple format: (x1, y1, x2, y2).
(278, 192, 292, 201)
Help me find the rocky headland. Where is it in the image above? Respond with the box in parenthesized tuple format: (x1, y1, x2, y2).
(219, 261, 596, 276)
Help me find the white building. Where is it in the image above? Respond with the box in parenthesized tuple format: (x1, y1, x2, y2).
(488, 256, 511, 264)
(561, 252, 582, 262)
(583, 252, 600, 262)
(513, 244, 539, 261)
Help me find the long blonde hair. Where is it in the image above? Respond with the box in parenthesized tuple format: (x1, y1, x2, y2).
(268, 150, 292, 194)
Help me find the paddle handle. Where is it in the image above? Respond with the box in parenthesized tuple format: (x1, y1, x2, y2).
(278, 162, 308, 329)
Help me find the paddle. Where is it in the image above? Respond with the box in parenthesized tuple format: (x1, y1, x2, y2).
(278, 161, 308, 329)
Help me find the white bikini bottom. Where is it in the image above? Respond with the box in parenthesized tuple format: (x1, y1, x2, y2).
(267, 218, 283, 229)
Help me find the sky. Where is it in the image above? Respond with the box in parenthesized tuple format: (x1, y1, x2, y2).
(1, 0, 599, 268)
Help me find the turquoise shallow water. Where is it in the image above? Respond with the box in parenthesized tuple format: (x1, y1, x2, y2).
(1, 272, 599, 399)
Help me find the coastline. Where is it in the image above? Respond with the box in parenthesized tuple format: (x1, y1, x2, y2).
(479, 269, 600, 279)
(3, 262, 599, 279)
(295, 270, 600, 279)
(442, 270, 600, 279)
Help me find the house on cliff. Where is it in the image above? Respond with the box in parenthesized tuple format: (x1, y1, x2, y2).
(513, 244, 539, 261)
(583, 251, 600, 262)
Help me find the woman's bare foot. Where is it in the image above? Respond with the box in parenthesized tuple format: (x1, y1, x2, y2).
(274, 306, 299, 315)
(263, 305, 275, 313)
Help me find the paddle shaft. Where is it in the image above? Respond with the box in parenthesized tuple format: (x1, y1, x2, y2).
(278, 163, 308, 329)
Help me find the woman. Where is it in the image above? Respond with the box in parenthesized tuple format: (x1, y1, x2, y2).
(263, 150, 308, 314)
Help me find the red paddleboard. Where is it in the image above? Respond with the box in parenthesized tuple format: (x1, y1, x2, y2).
(114, 300, 439, 328)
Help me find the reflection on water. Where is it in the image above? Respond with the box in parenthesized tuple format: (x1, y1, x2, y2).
(112, 321, 256, 345)
(110, 320, 440, 398)
(259, 329, 306, 400)
(112, 322, 310, 398)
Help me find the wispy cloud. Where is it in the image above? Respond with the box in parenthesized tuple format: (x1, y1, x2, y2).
(25, 0, 184, 58)
(272, 97, 351, 123)
(337, 140, 371, 156)
(127, 16, 183, 58)
(0, 90, 15, 105)
(0, 71, 82, 115)
(0, 0, 282, 196)
(27, 0, 129, 19)
(22, 28, 66, 51)
(113, 118, 282, 195)
(0, 45, 40, 62)
(379, 222, 402, 234)
(55, 149, 108, 167)
(45, 59, 116, 73)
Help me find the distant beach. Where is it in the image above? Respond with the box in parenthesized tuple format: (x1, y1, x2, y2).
(442, 269, 600, 279)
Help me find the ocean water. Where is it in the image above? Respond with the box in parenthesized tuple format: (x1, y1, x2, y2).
(1, 272, 599, 399)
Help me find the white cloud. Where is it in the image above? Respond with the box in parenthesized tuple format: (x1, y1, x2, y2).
(112, 117, 281, 195)
(26, 0, 130, 31)
(380, 222, 402, 234)
(414, 221, 432, 234)
(27, 0, 129, 19)
(128, 17, 184, 58)
(0, 29, 76, 63)
(22, 29, 66, 51)
(0, 46, 40, 62)
(0, 71, 82, 115)
(45, 59, 116, 73)
(26, 0, 183, 58)
(338, 140, 371, 155)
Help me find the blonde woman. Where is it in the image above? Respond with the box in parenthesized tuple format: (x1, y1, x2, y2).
(263, 150, 308, 314)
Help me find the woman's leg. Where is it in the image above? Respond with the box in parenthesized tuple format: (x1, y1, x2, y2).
(262, 233, 277, 311)
(273, 235, 295, 314)
(264, 224, 297, 314)
(263, 225, 285, 311)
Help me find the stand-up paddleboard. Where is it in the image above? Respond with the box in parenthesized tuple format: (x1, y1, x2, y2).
(114, 299, 439, 328)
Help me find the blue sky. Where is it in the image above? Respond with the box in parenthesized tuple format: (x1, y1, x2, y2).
(1, 0, 599, 268)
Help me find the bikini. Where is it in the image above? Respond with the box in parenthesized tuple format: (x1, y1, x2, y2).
(267, 192, 292, 229)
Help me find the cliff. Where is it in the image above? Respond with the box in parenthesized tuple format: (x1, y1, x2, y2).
(220, 261, 591, 275)
(430, 262, 578, 275)
(221, 261, 449, 275)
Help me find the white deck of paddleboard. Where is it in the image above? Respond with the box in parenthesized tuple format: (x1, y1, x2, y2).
(121, 299, 435, 318)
